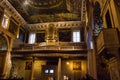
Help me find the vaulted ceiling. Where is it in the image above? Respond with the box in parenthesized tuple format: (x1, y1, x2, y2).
(8, 0, 82, 24)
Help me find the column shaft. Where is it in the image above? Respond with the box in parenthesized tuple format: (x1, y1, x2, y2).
(58, 58, 61, 80)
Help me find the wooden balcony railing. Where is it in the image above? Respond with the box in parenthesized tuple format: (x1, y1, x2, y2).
(13, 42, 86, 51)
(96, 28, 120, 54)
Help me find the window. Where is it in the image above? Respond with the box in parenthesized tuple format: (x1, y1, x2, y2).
(18, 28, 25, 41)
(105, 10, 112, 28)
(28, 33, 36, 44)
(50, 69, 54, 73)
(2, 14, 9, 29)
(44, 69, 54, 74)
(44, 69, 49, 73)
(90, 41, 93, 49)
(73, 30, 80, 42)
(19, 34, 24, 41)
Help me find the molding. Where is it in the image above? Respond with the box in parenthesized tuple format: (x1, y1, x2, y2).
(12, 53, 87, 57)
(0, 0, 27, 26)
(27, 21, 82, 32)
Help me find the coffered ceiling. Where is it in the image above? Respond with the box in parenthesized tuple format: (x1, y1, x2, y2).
(8, 0, 83, 24)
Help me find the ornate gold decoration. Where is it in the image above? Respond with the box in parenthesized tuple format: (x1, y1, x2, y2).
(27, 0, 63, 9)
(45, 24, 58, 45)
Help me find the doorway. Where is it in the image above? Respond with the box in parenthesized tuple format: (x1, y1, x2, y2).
(41, 65, 57, 80)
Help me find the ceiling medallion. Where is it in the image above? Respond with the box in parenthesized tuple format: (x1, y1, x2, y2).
(27, 0, 63, 9)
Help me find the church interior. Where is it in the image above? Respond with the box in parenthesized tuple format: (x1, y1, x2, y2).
(0, 0, 120, 80)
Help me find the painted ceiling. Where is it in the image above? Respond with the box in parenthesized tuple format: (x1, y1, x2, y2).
(8, 0, 82, 24)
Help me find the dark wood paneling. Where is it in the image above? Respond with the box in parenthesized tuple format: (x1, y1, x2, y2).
(0, 7, 4, 26)
(9, 18, 19, 37)
(59, 28, 71, 42)
(36, 33, 45, 43)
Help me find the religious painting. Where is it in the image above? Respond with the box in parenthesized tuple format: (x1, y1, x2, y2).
(73, 62, 81, 70)
(25, 62, 32, 70)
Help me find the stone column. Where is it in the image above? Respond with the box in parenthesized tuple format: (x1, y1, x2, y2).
(31, 57, 35, 80)
(58, 58, 61, 80)
(87, 50, 97, 79)
(2, 38, 13, 78)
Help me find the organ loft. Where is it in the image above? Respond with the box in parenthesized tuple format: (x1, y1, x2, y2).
(0, 0, 120, 80)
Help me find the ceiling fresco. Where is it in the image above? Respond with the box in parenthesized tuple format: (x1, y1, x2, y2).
(8, 0, 82, 24)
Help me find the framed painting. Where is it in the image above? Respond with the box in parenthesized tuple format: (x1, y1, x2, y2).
(73, 62, 81, 70)
(25, 62, 32, 70)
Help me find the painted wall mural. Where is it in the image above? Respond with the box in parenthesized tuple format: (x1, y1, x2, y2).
(8, 0, 83, 23)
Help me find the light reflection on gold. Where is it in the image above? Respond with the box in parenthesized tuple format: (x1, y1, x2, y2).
(66, 62, 69, 65)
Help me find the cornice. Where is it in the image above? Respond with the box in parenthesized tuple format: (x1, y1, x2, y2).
(26, 21, 83, 32)
(27, 0, 64, 9)
(0, 0, 27, 26)
(0, 0, 86, 32)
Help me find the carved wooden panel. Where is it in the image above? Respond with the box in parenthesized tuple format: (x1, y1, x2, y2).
(96, 29, 119, 54)
(9, 18, 19, 37)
